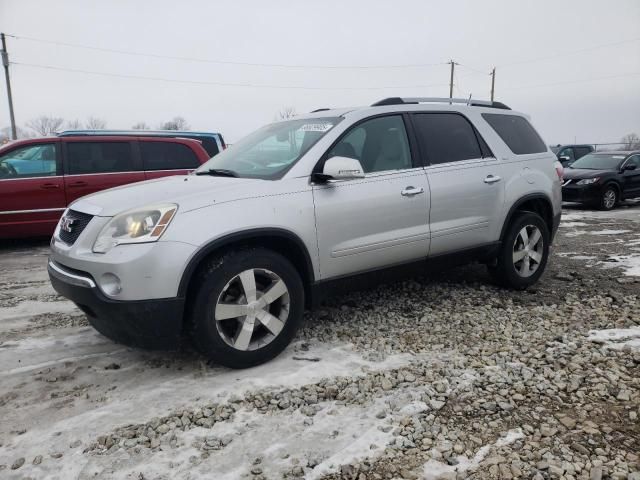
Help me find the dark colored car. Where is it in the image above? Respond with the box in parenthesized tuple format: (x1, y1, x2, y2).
(0, 136, 211, 239)
(59, 130, 226, 157)
(550, 144, 594, 167)
(562, 151, 640, 210)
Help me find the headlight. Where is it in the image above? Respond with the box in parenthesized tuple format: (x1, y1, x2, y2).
(576, 177, 599, 185)
(93, 204, 177, 253)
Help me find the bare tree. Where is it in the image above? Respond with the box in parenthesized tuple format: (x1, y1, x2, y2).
(1, 125, 30, 140)
(86, 117, 107, 129)
(66, 119, 83, 129)
(276, 106, 297, 120)
(621, 133, 640, 150)
(132, 122, 150, 130)
(26, 116, 64, 136)
(159, 116, 190, 130)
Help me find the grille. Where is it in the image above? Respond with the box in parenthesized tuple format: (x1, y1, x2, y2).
(58, 210, 94, 245)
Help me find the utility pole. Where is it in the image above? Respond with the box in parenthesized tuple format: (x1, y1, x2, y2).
(490, 67, 496, 102)
(448, 60, 455, 100)
(1, 33, 17, 140)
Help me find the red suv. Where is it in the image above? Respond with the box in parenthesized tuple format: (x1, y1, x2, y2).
(0, 136, 210, 239)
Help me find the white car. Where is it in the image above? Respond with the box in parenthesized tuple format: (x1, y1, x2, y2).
(48, 97, 562, 368)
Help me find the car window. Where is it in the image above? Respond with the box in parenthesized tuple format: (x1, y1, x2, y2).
(626, 155, 640, 168)
(558, 147, 575, 161)
(482, 113, 547, 155)
(67, 142, 133, 175)
(141, 142, 200, 170)
(412, 113, 482, 164)
(574, 147, 591, 159)
(195, 117, 341, 179)
(199, 137, 220, 156)
(327, 115, 412, 173)
(0, 144, 57, 179)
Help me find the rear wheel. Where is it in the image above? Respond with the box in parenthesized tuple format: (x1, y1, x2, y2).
(489, 212, 550, 289)
(599, 185, 618, 210)
(189, 248, 304, 368)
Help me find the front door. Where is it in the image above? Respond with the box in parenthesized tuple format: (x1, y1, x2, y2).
(0, 142, 66, 238)
(312, 115, 430, 279)
(62, 140, 145, 204)
(411, 112, 505, 256)
(622, 154, 640, 198)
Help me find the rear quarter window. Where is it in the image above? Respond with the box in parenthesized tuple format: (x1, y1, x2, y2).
(482, 113, 547, 155)
(141, 142, 200, 170)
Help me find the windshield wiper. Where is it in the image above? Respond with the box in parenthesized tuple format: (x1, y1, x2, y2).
(195, 168, 238, 178)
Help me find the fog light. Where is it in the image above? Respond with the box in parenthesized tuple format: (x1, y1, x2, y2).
(100, 273, 122, 296)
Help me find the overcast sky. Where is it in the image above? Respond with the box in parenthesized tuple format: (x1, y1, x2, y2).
(0, 0, 638, 143)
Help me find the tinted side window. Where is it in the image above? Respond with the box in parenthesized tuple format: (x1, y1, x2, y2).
(141, 142, 200, 170)
(327, 115, 412, 173)
(412, 113, 482, 164)
(67, 142, 133, 174)
(627, 155, 640, 168)
(574, 147, 591, 159)
(199, 138, 220, 156)
(482, 114, 546, 155)
(558, 147, 575, 161)
(0, 144, 57, 179)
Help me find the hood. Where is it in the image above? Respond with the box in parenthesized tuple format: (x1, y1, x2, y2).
(70, 175, 262, 217)
(563, 168, 612, 180)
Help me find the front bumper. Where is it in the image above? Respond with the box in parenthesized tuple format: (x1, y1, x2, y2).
(562, 183, 602, 204)
(48, 259, 184, 349)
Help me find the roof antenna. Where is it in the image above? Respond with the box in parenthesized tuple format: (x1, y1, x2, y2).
(467, 94, 473, 105)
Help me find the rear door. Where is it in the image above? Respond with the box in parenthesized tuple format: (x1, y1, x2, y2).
(411, 112, 504, 256)
(0, 141, 66, 238)
(140, 140, 202, 180)
(62, 139, 144, 204)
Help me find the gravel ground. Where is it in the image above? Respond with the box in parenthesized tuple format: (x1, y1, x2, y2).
(0, 203, 638, 480)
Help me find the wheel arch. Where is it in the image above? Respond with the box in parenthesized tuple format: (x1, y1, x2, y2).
(500, 193, 554, 242)
(178, 228, 316, 306)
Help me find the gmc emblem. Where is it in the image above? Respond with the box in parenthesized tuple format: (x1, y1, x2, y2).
(60, 216, 75, 233)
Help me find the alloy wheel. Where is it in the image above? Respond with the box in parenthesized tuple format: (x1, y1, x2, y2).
(603, 189, 616, 209)
(214, 268, 290, 351)
(512, 225, 544, 278)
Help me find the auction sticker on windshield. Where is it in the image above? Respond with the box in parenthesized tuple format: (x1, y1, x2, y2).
(299, 123, 334, 132)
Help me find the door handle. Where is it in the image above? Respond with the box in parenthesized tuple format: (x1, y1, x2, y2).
(484, 175, 501, 184)
(68, 181, 88, 187)
(40, 183, 60, 189)
(401, 186, 425, 197)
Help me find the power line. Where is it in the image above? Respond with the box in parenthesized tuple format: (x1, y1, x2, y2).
(498, 36, 640, 69)
(11, 61, 450, 91)
(4, 33, 448, 70)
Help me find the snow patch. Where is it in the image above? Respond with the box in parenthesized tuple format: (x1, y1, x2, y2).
(587, 327, 640, 352)
(422, 428, 524, 479)
(599, 254, 640, 276)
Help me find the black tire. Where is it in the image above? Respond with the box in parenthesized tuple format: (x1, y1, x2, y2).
(598, 185, 618, 211)
(488, 212, 550, 290)
(188, 247, 304, 369)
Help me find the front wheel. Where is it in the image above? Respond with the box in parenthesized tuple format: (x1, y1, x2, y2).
(489, 212, 550, 289)
(188, 248, 304, 368)
(599, 185, 618, 210)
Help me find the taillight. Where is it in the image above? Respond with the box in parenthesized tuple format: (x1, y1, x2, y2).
(554, 161, 564, 181)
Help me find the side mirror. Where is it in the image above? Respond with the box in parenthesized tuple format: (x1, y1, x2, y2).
(315, 156, 365, 182)
(559, 155, 571, 162)
(622, 163, 637, 171)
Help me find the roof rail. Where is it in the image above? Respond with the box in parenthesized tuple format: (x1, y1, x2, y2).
(371, 97, 511, 110)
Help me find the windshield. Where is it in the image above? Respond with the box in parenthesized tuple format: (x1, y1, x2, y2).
(569, 153, 626, 170)
(195, 117, 342, 179)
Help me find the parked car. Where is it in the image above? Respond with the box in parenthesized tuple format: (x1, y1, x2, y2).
(561, 151, 640, 210)
(550, 144, 594, 167)
(0, 136, 210, 238)
(59, 130, 226, 157)
(48, 97, 562, 368)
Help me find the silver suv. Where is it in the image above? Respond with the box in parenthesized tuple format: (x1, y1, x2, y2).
(48, 98, 562, 368)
